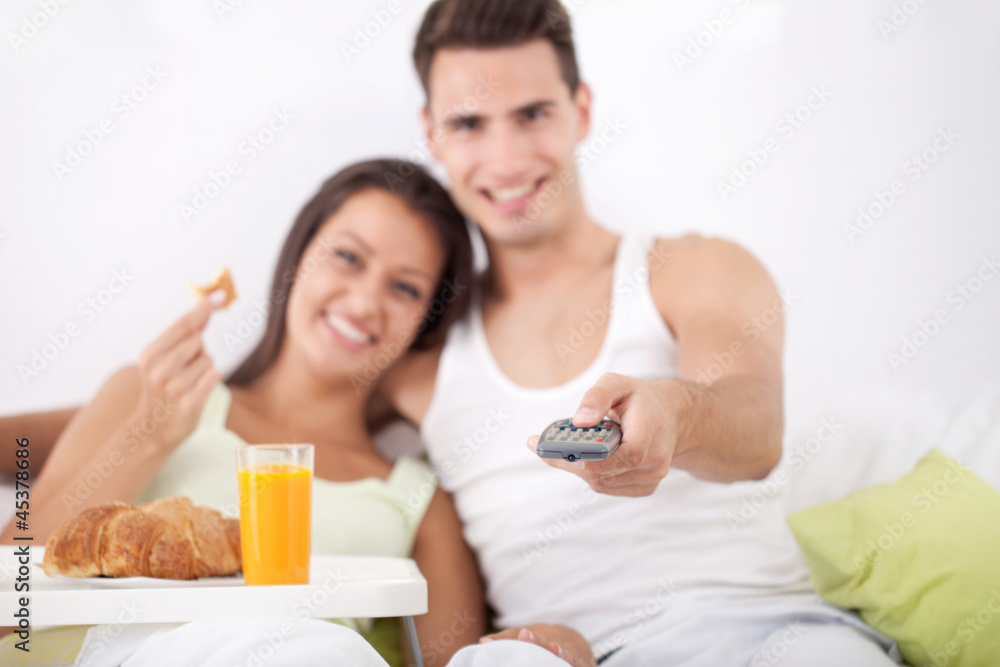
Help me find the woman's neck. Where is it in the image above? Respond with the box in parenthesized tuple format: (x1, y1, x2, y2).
(235, 345, 373, 451)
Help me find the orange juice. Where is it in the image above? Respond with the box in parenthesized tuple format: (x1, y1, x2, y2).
(238, 464, 311, 585)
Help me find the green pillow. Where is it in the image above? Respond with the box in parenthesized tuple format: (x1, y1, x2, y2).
(787, 449, 1000, 667)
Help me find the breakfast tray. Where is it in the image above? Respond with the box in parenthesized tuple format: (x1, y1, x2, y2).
(0, 546, 427, 625)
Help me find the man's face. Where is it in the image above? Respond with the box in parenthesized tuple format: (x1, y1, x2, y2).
(423, 39, 591, 245)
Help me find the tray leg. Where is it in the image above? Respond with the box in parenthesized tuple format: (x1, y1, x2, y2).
(403, 615, 424, 667)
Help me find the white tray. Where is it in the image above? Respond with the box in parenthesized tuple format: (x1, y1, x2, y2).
(0, 546, 427, 625)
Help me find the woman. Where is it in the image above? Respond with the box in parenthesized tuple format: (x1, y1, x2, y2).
(0, 159, 482, 666)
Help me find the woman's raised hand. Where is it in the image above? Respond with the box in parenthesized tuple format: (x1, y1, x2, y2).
(131, 290, 227, 453)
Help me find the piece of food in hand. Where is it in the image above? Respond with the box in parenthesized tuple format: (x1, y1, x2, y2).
(188, 267, 237, 308)
(42, 496, 241, 580)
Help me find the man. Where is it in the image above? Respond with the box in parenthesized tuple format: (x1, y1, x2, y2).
(375, 1, 902, 665)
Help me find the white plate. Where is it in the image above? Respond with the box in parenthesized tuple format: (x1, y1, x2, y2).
(34, 556, 244, 588)
(48, 572, 244, 588)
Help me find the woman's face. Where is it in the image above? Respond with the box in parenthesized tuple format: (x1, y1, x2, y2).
(285, 188, 445, 384)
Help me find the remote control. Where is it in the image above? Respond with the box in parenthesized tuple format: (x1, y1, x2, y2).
(536, 418, 622, 462)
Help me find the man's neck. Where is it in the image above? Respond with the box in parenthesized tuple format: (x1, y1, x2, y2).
(484, 211, 619, 301)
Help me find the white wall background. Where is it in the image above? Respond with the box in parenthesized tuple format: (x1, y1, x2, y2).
(1, 0, 998, 424)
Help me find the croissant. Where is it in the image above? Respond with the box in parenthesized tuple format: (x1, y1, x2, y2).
(42, 496, 241, 580)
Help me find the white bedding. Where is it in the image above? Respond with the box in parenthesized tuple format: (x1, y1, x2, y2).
(782, 384, 1000, 515)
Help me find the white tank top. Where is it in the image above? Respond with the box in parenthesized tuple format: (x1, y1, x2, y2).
(420, 235, 811, 648)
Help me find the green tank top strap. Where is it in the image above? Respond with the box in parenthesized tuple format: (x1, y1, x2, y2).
(197, 383, 231, 431)
(389, 456, 438, 554)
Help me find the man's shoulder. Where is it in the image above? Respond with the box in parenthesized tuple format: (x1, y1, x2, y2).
(648, 234, 776, 312)
(649, 233, 757, 271)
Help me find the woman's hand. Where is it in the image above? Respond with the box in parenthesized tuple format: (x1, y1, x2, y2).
(130, 291, 226, 453)
(480, 624, 597, 667)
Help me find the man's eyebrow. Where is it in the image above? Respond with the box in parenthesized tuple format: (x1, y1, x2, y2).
(442, 110, 482, 127)
(439, 100, 556, 127)
(512, 100, 556, 117)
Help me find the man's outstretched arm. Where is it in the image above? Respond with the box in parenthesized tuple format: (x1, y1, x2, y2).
(530, 236, 787, 495)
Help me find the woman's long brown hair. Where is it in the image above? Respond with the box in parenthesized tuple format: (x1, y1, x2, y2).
(227, 158, 473, 387)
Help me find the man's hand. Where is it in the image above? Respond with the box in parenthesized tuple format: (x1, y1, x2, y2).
(480, 624, 597, 667)
(528, 372, 684, 497)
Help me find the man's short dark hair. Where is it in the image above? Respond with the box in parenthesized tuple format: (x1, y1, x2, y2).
(413, 0, 580, 99)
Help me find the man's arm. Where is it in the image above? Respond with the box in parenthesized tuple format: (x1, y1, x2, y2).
(651, 235, 785, 482)
(530, 236, 787, 495)
(0, 407, 80, 475)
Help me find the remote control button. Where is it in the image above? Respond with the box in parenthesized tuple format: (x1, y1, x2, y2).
(596, 437, 604, 442)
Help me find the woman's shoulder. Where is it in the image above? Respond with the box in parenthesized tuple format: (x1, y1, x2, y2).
(389, 455, 436, 489)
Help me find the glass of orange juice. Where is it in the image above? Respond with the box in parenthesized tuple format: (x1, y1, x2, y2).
(236, 444, 313, 585)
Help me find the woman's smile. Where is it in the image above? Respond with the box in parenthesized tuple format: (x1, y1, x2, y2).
(322, 311, 376, 349)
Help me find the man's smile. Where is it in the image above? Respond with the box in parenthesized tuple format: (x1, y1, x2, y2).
(481, 177, 547, 212)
